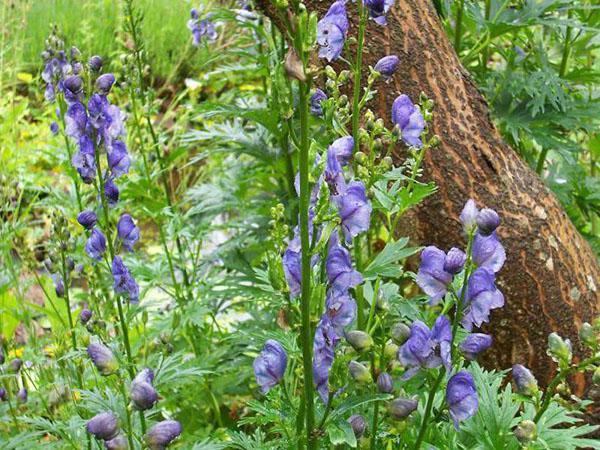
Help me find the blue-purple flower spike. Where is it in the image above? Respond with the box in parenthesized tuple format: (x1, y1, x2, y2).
(253, 339, 287, 394)
(333, 181, 372, 243)
(446, 370, 478, 429)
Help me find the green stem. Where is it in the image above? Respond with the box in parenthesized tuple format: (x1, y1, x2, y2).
(535, 147, 549, 175)
(454, 0, 466, 51)
(118, 382, 135, 449)
(414, 369, 445, 450)
(559, 11, 573, 78)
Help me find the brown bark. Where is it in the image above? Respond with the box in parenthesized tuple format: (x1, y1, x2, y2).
(257, 0, 600, 392)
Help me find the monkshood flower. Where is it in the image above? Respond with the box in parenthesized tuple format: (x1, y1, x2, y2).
(87, 342, 118, 375)
(472, 232, 505, 273)
(313, 317, 340, 403)
(398, 315, 452, 379)
(391, 94, 425, 147)
(512, 364, 538, 396)
(85, 228, 107, 260)
(317, 0, 349, 62)
(104, 177, 120, 207)
(77, 210, 97, 230)
(53, 274, 65, 297)
(253, 340, 287, 394)
(446, 370, 478, 429)
(330, 136, 354, 166)
(377, 372, 393, 393)
(95, 73, 116, 95)
(117, 214, 140, 251)
(326, 233, 362, 291)
(62, 75, 84, 104)
(130, 378, 159, 411)
(460, 199, 478, 233)
(50, 121, 59, 135)
(80, 308, 92, 325)
(416, 246, 453, 304)
(104, 435, 128, 450)
(0, 388, 6, 401)
(188, 8, 218, 46)
(282, 247, 301, 297)
(325, 288, 357, 331)
(89, 55, 103, 72)
(86, 411, 119, 440)
(310, 89, 327, 116)
(365, 0, 395, 25)
(388, 397, 418, 420)
(17, 388, 27, 404)
(65, 101, 87, 139)
(374, 55, 399, 79)
(444, 247, 467, 274)
(72, 139, 96, 183)
(107, 141, 131, 177)
(9, 358, 22, 373)
(459, 333, 492, 360)
(112, 256, 139, 302)
(333, 181, 372, 243)
(476, 208, 500, 236)
(325, 145, 346, 196)
(144, 420, 182, 450)
(461, 267, 504, 330)
(348, 414, 366, 438)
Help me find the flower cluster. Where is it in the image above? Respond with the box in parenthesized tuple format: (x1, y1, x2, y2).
(41, 28, 84, 105)
(188, 7, 217, 46)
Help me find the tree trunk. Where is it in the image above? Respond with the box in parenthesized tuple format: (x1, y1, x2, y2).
(257, 0, 600, 393)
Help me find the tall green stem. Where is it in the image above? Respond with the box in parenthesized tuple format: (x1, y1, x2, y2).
(413, 370, 445, 449)
(559, 11, 573, 78)
(454, 0, 466, 51)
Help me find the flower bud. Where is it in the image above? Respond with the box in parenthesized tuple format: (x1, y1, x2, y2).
(593, 367, 600, 385)
(17, 388, 27, 404)
(104, 434, 128, 450)
(70, 46, 81, 60)
(514, 420, 537, 444)
(338, 70, 350, 83)
(384, 341, 398, 359)
(87, 343, 118, 376)
(95, 73, 116, 95)
(10, 358, 23, 373)
(66, 257, 75, 272)
(388, 397, 418, 420)
(89, 55, 103, 72)
(579, 322, 597, 348)
(144, 420, 182, 450)
(443, 247, 466, 274)
(54, 276, 65, 298)
(284, 48, 306, 82)
(345, 330, 373, 352)
(80, 308, 92, 325)
(0, 388, 6, 401)
(374, 55, 399, 79)
(77, 210, 97, 230)
(130, 380, 158, 410)
(338, 94, 348, 107)
(0, 348, 4, 364)
(512, 364, 538, 396)
(86, 411, 119, 440)
(381, 156, 393, 170)
(348, 361, 371, 383)
(459, 333, 492, 361)
(354, 151, 367, 164)
(325, 65, 336, 80)
(476, 208, 500, 236)
(547, 333, 572, 367)
(377, 372, 394, 393)
(348, 414, 366, 438)
(391, 323, 411, 345)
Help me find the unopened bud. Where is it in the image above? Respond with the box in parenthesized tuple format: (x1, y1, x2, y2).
(388, 397, 418, 420)
(355, 151, 367, 164)
(377, 372, 394, 393)
(348, 361, 371, 383)
(384, 341, 399, 359)
(514, 420, 537, 444)
(547, 333, 572, 367)
(347, 414, 366, 438)
(325, 65, 336, 80)
(593, 367, 600, 385)
(391, 323, 411, 345)
(345, 330, 373, 352)
(579, 322, 597, 348)
(512, 364, 538, 396)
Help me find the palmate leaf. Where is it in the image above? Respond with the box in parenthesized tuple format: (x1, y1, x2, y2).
(193, 102, 280, 138)
(328, 393, 392, 423)
(363, 238, 421, 280)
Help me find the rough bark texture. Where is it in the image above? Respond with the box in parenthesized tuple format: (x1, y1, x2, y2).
(257, 0, 600, 393)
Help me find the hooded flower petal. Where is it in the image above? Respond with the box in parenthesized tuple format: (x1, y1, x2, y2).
(253, 340, 287, 393)
(416, 246, 453, 304)
(107, 140, 130, 177)
(313, 317, 340, 403)
(85, 229, 106, 260)
(86, 411, 119, 440)
(325, 288, 357, 332)
(310, 89, 327, 116)
(111, 256, 139, 302)
(391, 94, 425, 147)
(472, 232, 505, 273)
(117, 213, 140, 251)
(462, 267, 504, 330)
(326, 233, 363, 290)
(334, 181, 372, 243)
(317, 1, 348, 61)
(144, 420, 182, 450)
(460, 333, 492, 360)
(283, 247, 301, 298)
(446, 371, 478, 429)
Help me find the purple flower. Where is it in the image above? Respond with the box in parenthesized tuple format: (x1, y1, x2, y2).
(130, 379, 158, 411)
(9, 358, 22, 373)
(17, 388, 27, 404)
(310, 89, 327, 116)
(325, 288, 357, 331)
(63, 75, 83, 104)
(476, 208, 500, 236)
(317, 1, 349, 62)
(461, 267, 504, 330)
(87, 343, 118, 375)
(72, 137, 96, 184)
(95, 73, 116, 95)
(377, 372, 394, 393)
(330, 136, 354, 166)
(374, 55, 399, 79)
(89, 55, 103, 72)
(188, 10, 218, 46)
(313, 317, 340, 403)
(85, 229, 107, 260)
(326, 233, 362, 291)
(104, 177, 120, 206)
(112, 256, 139, 303)
(365, 0, 395, 25)
(391, 94, 425, 147)
(398, 315, 452, 379)
(86, 411, 119, 440)
(80, 308, 92, 325)
(325, 145, 346, 196)
(459, 333, 492, 360)
(444, 247, 466, 274)
(446, 370, 478, 429)
(0, 349, 4, 364)
(117, 213, 140, 251)
(104, 435, 128, 450)
(77, 210, 97, 230)
(334, 181, 372, 243)
(388, 397, 418, 419)
(0, 388, 6, 401)
(65, 102, 87, 139)
(416, 246, 453, 304)
(50, 121, 59, 135)
(460, 199, 479, 233)
(282, 247, 301, 298)
(512, 364, 538, 396)
(253, 339, 287, 394)
(472, 232, 505, 273)
(45, 83, 55, 102)
(348, 414, 366, 438)
(107, 141, 130, 177)
(53, 274, 65, 297)
(144, 420, 182, 450)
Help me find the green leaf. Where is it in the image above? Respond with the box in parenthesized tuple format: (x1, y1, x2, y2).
(328, 420, 357, 447)
(363, 238, 421, 280)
